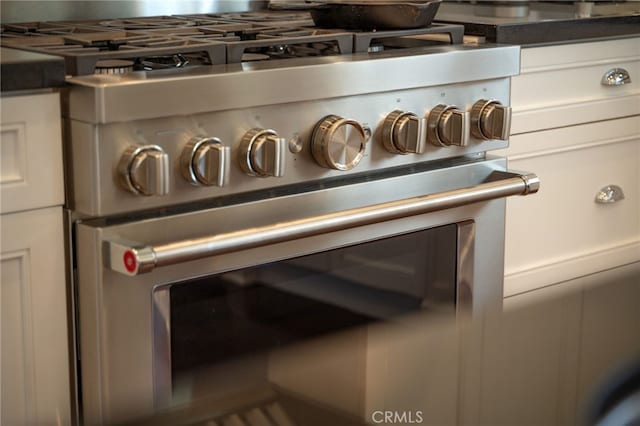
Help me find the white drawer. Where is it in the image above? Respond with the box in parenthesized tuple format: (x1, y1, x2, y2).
(1, 92, 64, 213)
(511, 37, 640, 134)
(498, 116, 640, 296)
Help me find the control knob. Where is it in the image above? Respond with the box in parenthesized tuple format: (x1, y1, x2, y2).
(118, 145, 170, 196)
(426, 104, 469, 147)
(382, 110, 426, 154)
(239, 129, 286, 177)
(311, 115, 367, 170)
(471, 99, 512, 141)
(181, 136, 230, 187)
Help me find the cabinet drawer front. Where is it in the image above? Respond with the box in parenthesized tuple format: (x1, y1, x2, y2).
(511, 37, 640, 134)
(502, 117, 640, 294)
(1, 93, 64, 213)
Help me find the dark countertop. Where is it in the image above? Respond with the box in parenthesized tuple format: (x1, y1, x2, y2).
(1, 47, 65, 92)
(435, 1, 640, 45)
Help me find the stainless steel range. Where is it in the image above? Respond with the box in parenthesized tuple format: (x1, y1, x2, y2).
(4, 8, 538, 425)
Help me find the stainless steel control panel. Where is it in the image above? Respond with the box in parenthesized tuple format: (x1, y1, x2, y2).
(67, 45, 520, 216)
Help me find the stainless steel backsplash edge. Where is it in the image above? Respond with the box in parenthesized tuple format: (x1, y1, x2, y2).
(1, 0, 269, 24)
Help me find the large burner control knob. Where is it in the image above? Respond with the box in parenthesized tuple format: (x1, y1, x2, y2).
(311, 115, 367, 170)
(382, 110, 426, 155)
(181, 136, 230, 187)
(239, 129, 286, 177)
(471, 99, 511, 141)
(426, 104, 470, 147)
(118, 145, 170, 196)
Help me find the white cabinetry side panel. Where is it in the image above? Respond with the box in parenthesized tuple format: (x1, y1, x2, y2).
(498, 116, 640, 296)
(0, 93, 64, 214)
(1, 207, 70, 426)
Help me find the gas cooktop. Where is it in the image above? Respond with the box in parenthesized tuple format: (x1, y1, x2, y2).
(0, 11, 464, 75)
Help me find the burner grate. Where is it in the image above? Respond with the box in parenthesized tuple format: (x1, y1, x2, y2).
(353, 24, 465, 52)
(1, 22, 113, 38)
(98, 16, 197, 30)
(222, 29, 353, 63)
(1, 30, 225, 74)
(1, 12, 466, 74)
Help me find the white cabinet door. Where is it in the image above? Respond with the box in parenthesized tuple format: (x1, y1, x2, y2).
(1, 207, 70, 426)
(575, 262, 640, 423)
(488, 262, 640, 426)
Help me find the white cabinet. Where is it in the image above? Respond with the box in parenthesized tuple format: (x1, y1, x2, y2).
(483, 262, 640, 426)
(573, 263, 640, 423)
(500, 36, 640, 297)
(1, 92, 70, 425)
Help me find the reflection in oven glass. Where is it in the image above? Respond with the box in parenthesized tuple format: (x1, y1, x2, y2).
(169, 224, 458, 388)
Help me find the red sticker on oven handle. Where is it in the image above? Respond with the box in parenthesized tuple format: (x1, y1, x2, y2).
(123, 250, 137, 274)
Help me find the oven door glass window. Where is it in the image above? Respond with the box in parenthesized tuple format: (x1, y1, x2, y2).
(166, 223, 459, 399)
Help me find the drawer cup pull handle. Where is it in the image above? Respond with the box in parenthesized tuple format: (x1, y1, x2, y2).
(601, 68, 631, 86)
(595, 185, 625, 204)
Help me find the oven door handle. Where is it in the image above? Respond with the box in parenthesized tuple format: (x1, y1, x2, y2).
(106, 170, 539, 276)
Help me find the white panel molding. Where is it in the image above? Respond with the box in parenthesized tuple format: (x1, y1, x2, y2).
(520, 55, 640, 74)
(1, 249, 36, 426)
(506, 133, 639, 162)
(519, 37, 640, 70)
(511, 95, 640, 135)
(504, 240, 640, 297)
(0, 122, 27, 185)
(512, 93, 640, 116)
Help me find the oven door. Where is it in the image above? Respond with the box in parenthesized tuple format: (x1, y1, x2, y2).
(74, 156, 538, 425)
